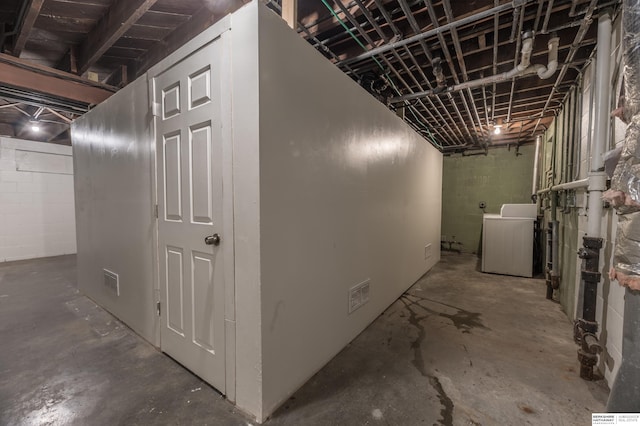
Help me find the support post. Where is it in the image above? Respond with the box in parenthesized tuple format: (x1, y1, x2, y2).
(282, 0, 297, 29)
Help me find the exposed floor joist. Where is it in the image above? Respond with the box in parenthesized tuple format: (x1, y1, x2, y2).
(77, 0, 159, 75)
(0, 53, 115, 107)
(11, 0, 44, 57)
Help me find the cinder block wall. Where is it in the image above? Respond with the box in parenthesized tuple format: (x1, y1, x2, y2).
(0, 137, 76, 262)
(441, 144, 535, 254)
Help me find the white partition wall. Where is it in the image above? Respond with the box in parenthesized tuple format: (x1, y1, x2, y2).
(256, 4, 442, 416)
(72, 77, 157, 345)
(0, 137, 76, 262)
(72, 1, 442, 422)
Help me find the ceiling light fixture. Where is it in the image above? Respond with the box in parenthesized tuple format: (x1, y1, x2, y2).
(29, 120, 40, 132)
(493, 118, 503, 135)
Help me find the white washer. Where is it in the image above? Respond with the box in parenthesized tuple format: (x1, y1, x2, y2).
(482, 211, 535, 278)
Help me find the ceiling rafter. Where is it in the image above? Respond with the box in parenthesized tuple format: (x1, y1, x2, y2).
(76, 0, 159, 75)
(11, 0, 45, 57)
(135, 0, 248, 78)
(0, 53, 115, 109)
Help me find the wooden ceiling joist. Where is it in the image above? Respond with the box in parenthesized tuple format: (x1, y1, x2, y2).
(0, 53, 115, 107)
(77, 0, 158, 75)
(12, 0, 45, 57)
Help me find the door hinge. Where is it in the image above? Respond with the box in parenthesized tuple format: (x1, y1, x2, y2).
(151, 102, 161, 117)
(154, 204, 158, 218)
(156, 301, 161, 316)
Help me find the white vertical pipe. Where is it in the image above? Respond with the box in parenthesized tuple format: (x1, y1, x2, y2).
(587, 11, 612, 238)
(532, 134, 542, 196)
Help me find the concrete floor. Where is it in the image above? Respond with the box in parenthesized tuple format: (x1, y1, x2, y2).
(0, 252, 608, 425)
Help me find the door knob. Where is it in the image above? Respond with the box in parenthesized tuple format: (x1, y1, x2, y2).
(204, 234, 221, 246)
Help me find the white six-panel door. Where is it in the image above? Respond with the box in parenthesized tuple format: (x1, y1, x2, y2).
(154, 38, 226, 393)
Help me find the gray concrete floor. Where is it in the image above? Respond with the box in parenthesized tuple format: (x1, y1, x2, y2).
(0, 253, 608, 425)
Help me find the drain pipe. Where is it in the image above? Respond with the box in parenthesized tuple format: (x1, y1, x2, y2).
(606, 0, 640, 411)
(532, 135, 542, 197)
(390, 34, 560, 102)
(574, 10, 611, 381)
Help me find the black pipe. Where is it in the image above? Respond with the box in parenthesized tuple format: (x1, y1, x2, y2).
(575, 236, 603, 380)
(545, 222, 554, 299)
(607, 287, 640, 411)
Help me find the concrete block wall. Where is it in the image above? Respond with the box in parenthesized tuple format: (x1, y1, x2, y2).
(441, 144, 535, 254)
(0, 137, 76, 262)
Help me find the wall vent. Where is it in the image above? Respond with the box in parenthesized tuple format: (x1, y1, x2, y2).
(348, 279, 370, 314)
(103, 269, 119, 296)
(425, 243, 432, 260)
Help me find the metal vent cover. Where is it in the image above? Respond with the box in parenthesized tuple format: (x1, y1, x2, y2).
(103, 269, 119, 296)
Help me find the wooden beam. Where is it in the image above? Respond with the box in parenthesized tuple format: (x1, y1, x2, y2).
(282, 0, 297, 29)
(134, 1, 246, 78)
(76, 0, 158, 75)
(0, 53, 115, 106)
(12, 0, 45, 57)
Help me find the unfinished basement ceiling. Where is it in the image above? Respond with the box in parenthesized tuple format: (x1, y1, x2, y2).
(0, 0, 619, 149)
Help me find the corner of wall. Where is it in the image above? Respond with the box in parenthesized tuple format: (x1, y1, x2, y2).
(229, 1, 264, 420)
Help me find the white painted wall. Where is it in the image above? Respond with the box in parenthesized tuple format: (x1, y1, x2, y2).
(72, 77, 157, 345)
(256, 4, 442, 419)
(71, 2, 442, 422)
(0, 137, 76, 262)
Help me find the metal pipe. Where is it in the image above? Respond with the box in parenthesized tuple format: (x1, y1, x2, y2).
(509, 5, 521, 42)
(506, 12, 526, 125)
(338, 0, 531, 66)
(551, 178, 589, 191)
(574, 9, 612, 383)
(442, 0, 486, 138)
(394, 0, 476, 143)
(574, 74, 584, 180)
(532, 0, 598, 136)
(491, 0, 499, 125)
(328, 0, 457, 147)
(533, 135, 542, 195)
(576, 236, 603, 380)
(429, 0, 486, 140)
(389, 35, 560, 103)
(370, 1, 467, 146)
(542, 0, 554, 34)
(587, 11, 612, 239)
(546, 220, 554, 299)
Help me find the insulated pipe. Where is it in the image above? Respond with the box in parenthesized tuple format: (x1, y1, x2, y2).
(607, 0, 640, 411)
(607, 287, 640, 411)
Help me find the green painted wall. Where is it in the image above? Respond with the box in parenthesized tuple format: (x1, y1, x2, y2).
(441, 144, 535, 254)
